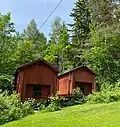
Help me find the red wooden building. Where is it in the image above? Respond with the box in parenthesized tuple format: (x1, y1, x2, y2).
(58, 66, 96, 96)
(15, 59, 58, 101)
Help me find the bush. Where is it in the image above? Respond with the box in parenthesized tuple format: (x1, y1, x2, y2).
(40, 88, 86, 112)
(0, 92, 34, 125)
(87, 81, 120, 104)
(27, 98, 49, 111)
(61, 87, 86, 106)
(26, 94, 62, 113)
(42, 93, 61, 112)
(0, 74, 14, 94)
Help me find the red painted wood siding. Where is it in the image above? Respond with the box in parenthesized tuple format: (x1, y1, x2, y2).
(16, 61, 58, 101)
(58, 75, 69, 95)
(58, 68, 96, 96)
(74, 70, 94, 83)
(58, 73, 73, 95)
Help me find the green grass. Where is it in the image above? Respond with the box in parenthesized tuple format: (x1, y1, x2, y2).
(1, 101, 120, 127)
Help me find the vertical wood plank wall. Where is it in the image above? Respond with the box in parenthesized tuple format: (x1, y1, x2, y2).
(16, 61, 58, 101)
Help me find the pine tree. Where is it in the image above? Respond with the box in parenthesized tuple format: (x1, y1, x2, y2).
(69, 0, 91, 67)
(69, 0, 120, 67)
(22, 19, 47, 58)
(70, 0, 91, 44)
(23, 19, 40, 42)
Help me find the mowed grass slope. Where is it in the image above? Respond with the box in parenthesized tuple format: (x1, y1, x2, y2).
(1, 101, 120, 127)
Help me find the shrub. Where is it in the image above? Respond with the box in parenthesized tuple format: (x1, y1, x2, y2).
(0, 92, 34, 125)
(87, 92, 105, 104)
(27, 98, 49, 111)
(63, 87, 86, 106)
(0, 75, 14, 94)
(26, 94, 62, 113)
(87, 81, 120, 104)
(42, 93, 61, 112)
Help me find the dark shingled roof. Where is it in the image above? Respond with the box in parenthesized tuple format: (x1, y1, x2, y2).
(58, 66, 96, 77)
(16, 58, 59, 73)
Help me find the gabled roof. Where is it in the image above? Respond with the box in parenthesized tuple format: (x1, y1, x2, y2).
(58, 66, 96, 77)
(16, 58, 59, 73)
(13, 59, 59, 88)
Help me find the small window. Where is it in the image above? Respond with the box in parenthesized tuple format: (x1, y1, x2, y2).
(33, 85, 41, 97)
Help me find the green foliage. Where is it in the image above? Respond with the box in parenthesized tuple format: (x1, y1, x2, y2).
(70, 0, 90, 41)
(0, 13, 17, 92)
(0, 13, 15, 73)
(14, 40, 36, 65)
(84, 22, 120, 86)
(59, 87, 86, 107)
(0, 0, 120, 93)
(22, 19, 47, 58)
(87, 81, 120, 104)
(88, 0, 117, 26)
(0, 14, 46, 93)
(0, 92, 34, 125)
(42, 94, 61, 112)
(3, 99, 120, 127)
(66, 87, 86, 106)
(26, 94, 63, 112)
(27, 88, 86, 113)
(0, 2, 120, 122)
(69, 0, 120, 69)
(39, 88, 86, 112)
(115, 6, 120, 21)
(27, 98, 49, 111)
(44, 17, 72, 72)
(69, 0, 91, 67)
(0, 74, 13, 94)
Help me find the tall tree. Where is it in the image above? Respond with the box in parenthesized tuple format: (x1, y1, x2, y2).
(0, 13, 38, 93)
(0, 13, 15, 73)
(22, 19, 47, 58)
(69, 0, 120, 68)
(49, 17, 63, 44)
(0, 13, 16, 93)
(88, 0, 120, 27)
(70, 0, 90, 43)
(69, 0, 91, 67)
(45, 17, 72, 72)
(84, 22, 120, 89)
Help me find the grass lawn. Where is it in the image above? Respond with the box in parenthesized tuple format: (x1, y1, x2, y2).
(1, 101, 120, 127)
